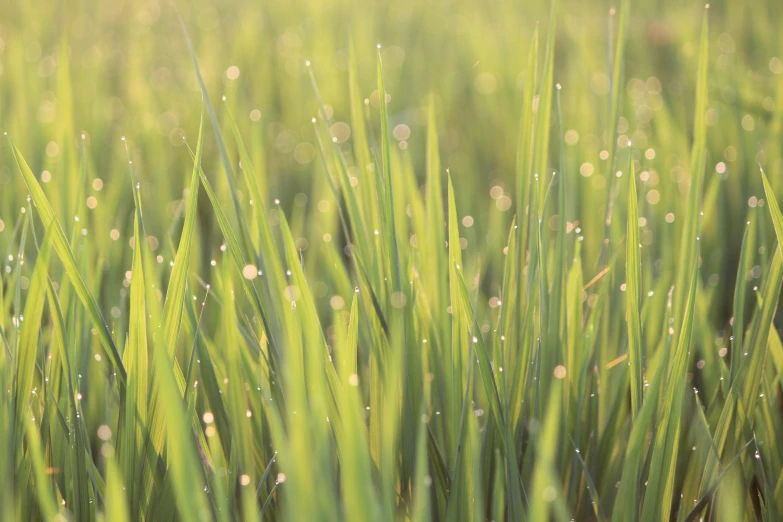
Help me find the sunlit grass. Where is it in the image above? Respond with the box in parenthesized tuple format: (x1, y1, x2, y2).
(2, 0, 783, 520)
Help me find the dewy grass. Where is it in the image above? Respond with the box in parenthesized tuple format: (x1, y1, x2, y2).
(2, 0, 783, 520)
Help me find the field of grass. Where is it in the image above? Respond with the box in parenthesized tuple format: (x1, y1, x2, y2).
(2, 0, 783, 520)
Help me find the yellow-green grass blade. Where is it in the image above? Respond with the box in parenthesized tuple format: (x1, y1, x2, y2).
(672, 8, 709, 330)
(312, 115, 369, 262)
(377, 47, 402, 297)
(349, 40, 382, 240)
(13, 229, 51, 447)
(145, 113, 205, 465)
(173, 5, 252, 260)
(199, 169, 280, 359)
(9, 139, 126, 386)
(45, 276, 91, 522)
(153, 337, 212, 521)
(121, 211, 149, 512)
(596, 0, 629, 263)
(223, 101, 287, 304)
(528, 377, 570, 522)
(446, 174, 465, 459)
(411, 400, 432, 522)
(532, 0, 557, 207)
(626, 157, 643, 419)
(730, 220, 754, 385)
(614, 337, 666, 521)
(535, 83, 568, 404)
(217, 260, 254, 479)
(334, 296, 382, 521)
(308, 61, 373, 274)
(603, 0, 629, 190)
(105, 458, 131, 522)
(453, 267, 505, 440)
(24, 413, 60, 520)
(424, 96, 448, 331)
(161, 112, 204, 358)
(640, 257, 698, 522)
(515, 27, 538, 252)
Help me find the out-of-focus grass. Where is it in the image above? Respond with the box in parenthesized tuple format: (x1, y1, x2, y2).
(1, 0, 783, 520)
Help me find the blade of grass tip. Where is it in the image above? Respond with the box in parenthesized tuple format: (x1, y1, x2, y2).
(734, 169, 783, 418)
(121, 136, 145, 237)
(309, 62, 376, 281)
(447, 174, 466, 459)
(218, 257, 254, 478)
(500, 216, 518, 369)
(597, 0, 629, 268)
(254, 453, 278, 502)
(8, 138, 126, 386)
(223, 102, 286, 299)
(532, 0, 557, 207)
(162, 111, 203, 358)
(172, 4, 252, 257)
(183, 285, 211, 403)
(453, 267, 505, 440)
(199, 167, 280, 359)
(144, 114, 205, 463)
(351, 246, 390, 336)
(68, 136, 88, 247)
(626, 154, 643, 419)
(548, 82, 566, 401)
(312, 114, 366, 259)
(672, 6, 708, 328)
(425, 95, 448, 323)
(259, 483, 279, 517)
(730, 220, 753, 385)
(515, 27, 539, 249)
(762, 167, 783, 265)
(377, 45, 402, 295)
(348, 40, 382, 237)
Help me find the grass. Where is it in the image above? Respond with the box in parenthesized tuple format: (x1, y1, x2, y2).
(2, 0, 783, 520)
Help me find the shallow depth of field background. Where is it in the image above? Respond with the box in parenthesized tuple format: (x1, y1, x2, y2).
(2, 0, 780, 299)
(2, 0, 783, 521)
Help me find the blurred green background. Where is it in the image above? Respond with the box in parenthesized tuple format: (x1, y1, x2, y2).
(0, 0, 782, 324)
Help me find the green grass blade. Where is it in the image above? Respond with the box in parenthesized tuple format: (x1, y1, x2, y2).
(9, 139, 126, 386)
(626, 157, 643, 418)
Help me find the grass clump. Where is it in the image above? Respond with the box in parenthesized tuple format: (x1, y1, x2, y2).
(2, 0, 783, 520)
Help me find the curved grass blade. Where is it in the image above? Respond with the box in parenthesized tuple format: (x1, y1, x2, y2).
(9, 139, 126, 386)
